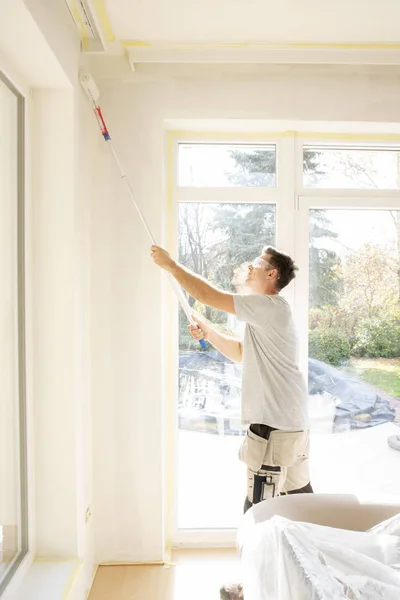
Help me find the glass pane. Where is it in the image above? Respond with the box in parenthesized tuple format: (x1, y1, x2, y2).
(304, 146, 400, 189)
(308, 209, 400, 500)
(0, 75, 26, 590)
(178, 203, 276, 529)
(178, 144, 276, 187)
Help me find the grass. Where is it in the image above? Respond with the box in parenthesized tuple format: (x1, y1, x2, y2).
(343, 358, 400, 399)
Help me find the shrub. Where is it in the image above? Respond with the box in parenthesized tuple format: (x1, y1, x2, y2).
(353, 317, 400, 358)
(309, 328, 351, 365)
(308, 307, 330, 330)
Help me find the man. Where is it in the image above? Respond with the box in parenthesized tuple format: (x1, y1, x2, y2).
(151, 244, 312, 599)
(151, 244, 312, 506)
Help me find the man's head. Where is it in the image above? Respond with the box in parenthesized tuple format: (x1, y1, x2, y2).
(245, 246, 298, 294)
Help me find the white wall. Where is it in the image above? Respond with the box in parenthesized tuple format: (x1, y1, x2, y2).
(1, 0, 99, 597)
(91, 69, 400, 562)
(32, 89, 78, 556)
(31, 87, 97, 563)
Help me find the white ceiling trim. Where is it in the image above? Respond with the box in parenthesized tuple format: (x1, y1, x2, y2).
(125, 41, 400, 69)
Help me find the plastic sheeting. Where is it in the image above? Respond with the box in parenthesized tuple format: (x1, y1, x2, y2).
(240, 514, 400, 600)
(179, 352, 396, 435)
(308, 358, 396, 432)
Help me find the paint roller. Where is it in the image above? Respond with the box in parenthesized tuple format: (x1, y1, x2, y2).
(79, 71, 207, 349)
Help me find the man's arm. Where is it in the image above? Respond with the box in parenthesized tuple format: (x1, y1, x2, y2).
(151, 246, 236, 314)
(189, 317, 242, 363)
(208, 329, 243, 363)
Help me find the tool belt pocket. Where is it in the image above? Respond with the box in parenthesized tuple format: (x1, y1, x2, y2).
(238, 428, 269, 472)
(265, 430, 308, 468)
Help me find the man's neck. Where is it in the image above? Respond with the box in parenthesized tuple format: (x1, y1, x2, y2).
(258, 285, 278, 296)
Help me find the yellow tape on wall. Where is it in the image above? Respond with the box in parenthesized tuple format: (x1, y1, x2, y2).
(70, 1, 89, 51)
(169, 130, 400, 142)
(164, 132, 176, 562)
(92, 0, 115, 43)
(123, 40, 400, 52)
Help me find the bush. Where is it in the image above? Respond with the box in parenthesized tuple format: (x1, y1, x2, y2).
(309, 328, 351, 365)
(308, 307, 330, 330)
(353, 318, 400, 358)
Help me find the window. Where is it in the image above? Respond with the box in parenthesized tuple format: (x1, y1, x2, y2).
(307, 207, 400, 497)
(171, 134, 400, 544)
(303, 145, 400, 189)
(178, 144, 276, 187)
(173, 139, 279, 535)
(177, 202, 276, 529)
(0, 72, 27, 595)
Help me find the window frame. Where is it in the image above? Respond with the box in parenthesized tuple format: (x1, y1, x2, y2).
(0, 70, 28, 596)
(168, 134, 287, 546)
(294, 194, 400, 375)
(296, 137, 400, 197)
(167, 130, 400, 548)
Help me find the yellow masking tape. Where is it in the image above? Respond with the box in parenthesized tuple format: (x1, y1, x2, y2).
(92, 0, 115, 43)
(62, 559, 84, 600)
(164, 131, 176, 563)
(71, 1, 89, 51)
(86, 565, 99, 599)
(99, 560, 176, 567)
(34, 558, 77, 563)
(123, 40, 153, 48)
(169, 130, 400, 143)
(123, 40, 400, 52)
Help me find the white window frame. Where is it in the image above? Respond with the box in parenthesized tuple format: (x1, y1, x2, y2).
(295, 194, 400, 378)
(0, 70, 29, 596)
(169, 134, 290, 546)
(168, 131, 400, 547)
(296, 137, 400, 198)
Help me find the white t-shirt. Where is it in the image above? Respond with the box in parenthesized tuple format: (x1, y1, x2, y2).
(233, 293, 309, 431)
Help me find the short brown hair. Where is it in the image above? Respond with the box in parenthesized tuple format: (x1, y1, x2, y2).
(263, 246, 298, 291)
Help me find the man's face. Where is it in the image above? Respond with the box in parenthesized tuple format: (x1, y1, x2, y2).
(245, 252, 277, 291)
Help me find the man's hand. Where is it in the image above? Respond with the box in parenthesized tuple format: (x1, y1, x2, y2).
(151, 246, 236, 315)
(150, 245, 176, 271)
(188, 314, 211, 342)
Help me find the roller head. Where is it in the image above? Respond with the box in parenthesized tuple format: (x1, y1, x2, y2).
(79, 70, 100, 103)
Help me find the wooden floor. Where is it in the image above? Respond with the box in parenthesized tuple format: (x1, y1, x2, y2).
(88, 549, 240, 600)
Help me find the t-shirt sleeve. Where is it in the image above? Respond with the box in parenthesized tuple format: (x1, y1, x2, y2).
(233, 294, 278, 328)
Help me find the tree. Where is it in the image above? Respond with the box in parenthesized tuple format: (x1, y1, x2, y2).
(333, 150, 400, 304)
(211, 203, 275, 292)
(178, 202, 276, 349)
(228, 149, 275, 186)
(228, 147, 324, 187)
(341, 243, 398, 320)
(178, 204, 221, 349)
(309, 211, 342, 308)
(228, 150, 342, 307)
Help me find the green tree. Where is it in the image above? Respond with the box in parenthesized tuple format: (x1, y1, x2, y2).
(228, 151, 342, 307)
(228, 147, 324, 186)
(211, 203, 275, 292)
(341, 243, 398, 320)
(309, 210, 342, 308)
(178, 202, 276, 350)
(333, 151, 400, 304)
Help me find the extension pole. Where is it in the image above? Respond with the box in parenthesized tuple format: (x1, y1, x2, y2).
(79, 71, 206, 349)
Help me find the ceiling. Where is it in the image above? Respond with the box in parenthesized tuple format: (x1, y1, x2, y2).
(70, 0, 400, 72)
(104, 0, 400, 44)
